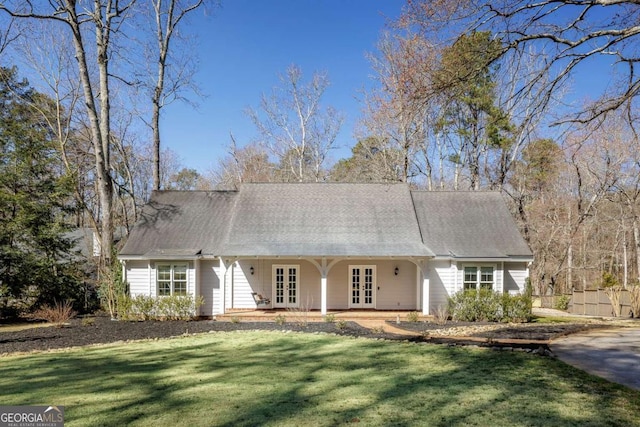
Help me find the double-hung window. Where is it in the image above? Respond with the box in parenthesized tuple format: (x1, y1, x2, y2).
(157, 264, 188, 296)
(463, 266, 494, 290)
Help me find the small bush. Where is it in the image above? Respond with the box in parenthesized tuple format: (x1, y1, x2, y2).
(230, 316, 240, 324)
(31, 300, 76, 327)
(448, 289, 531, 323)
(553, 295, 571, 311)
(81, 317, 95, 327)
(433, 306, 449, 325)
(116, 293, 133, 320)
(132, 295, 156, 320)
(448, 289, 499, 322)
(116, 294, 203, 321)
(406, 311, 420, 322)
(501, 293, 532, 322)
(335, 319, 347, 330)
(601, 272, 619, 288)
(370, 325, 385, 333)
(323, 313, 335, 323)
(274, 314, 286, 325)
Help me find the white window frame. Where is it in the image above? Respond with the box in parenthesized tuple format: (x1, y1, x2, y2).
(156, 263, 189, 296)
(462, 264, 496, 291)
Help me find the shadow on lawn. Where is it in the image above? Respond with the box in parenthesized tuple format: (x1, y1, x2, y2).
(1, 333, 639, 426)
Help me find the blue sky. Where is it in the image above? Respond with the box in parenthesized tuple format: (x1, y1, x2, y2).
(161, 1, 405, 173)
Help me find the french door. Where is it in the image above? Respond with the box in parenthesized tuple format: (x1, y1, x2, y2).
(349, 266, 376, 309)
(273, 265, 299, 308)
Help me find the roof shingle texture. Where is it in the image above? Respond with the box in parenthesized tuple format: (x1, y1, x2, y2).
(119, 191, 237, 256)
(120, 184, 531, 260)
(411, 191, 532, 258)
(223, 183, 432, 257)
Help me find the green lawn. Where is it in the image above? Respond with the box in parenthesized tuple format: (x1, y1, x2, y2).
(1, 331, 639, 426)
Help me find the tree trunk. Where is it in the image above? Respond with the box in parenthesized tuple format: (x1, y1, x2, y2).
(633, 212, 640, 283)
(66, 0, 114, 268)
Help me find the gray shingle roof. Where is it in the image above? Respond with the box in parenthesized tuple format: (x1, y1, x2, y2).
(411, 191, 532, 258)
(119, 191, 237, 257)
(222, 183, 432, 257)
(119, 184, 531, 260)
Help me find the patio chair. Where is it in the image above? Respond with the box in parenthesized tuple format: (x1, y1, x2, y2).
(251, 292, 271, 306)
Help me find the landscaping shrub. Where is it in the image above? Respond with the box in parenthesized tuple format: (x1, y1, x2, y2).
(30, 300, 76, 327)
(501, 292, 533, 322)
(81, 317, 95, 326)
(132, 295, 156, 320)
(275, 314, 287, 325)
(629, 283, 640, 318)
(406, 311, 420, 322)
(553, 294, 571, 311)
(603, 286, 624, 317)
(323, 313, 335, 323)
(433, 305, 449, 325)
(448, 289, 531, 323)
(116, 293, 133, 320)
(116, 295, 203, 321)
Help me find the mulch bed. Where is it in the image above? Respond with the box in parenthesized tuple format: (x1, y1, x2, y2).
(391, 321, 604, 341)
(0, 315, 405, 355)
(1, 315, 613, 355)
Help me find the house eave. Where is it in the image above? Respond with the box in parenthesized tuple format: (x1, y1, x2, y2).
(219, 254, 434, 260)
(433, 255, 534, 262)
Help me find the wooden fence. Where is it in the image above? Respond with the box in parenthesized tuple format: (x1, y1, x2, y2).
(570, 289, 633, 317)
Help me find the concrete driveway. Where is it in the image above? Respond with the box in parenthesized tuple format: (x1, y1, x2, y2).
(550, 328, 640, 390)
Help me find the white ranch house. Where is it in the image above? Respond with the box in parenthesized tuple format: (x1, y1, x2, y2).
(118, 183, 533, 316)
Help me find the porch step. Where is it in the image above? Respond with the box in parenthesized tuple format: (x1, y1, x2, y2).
(216, 310, 429, 323)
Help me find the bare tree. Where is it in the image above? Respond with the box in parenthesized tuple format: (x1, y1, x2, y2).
(360, 32, 435, 184)
(0, 13, 19, 55)
(209, 137, 275, 190)
(401, 0, 640, 127)
(146, 0, 206, 191)
(0, 1, 141, 271)
(247, 64, 344, 183)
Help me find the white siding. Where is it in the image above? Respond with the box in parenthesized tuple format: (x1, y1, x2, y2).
(504, 262, 529, 294)
(427, 260, 455, 311)
(126, 260, 151, 296)
(200, 259, 220, 316)
(127, 261, 196, 300)
(231, 261, 254, 308)
(188, 263, 196, 296)
(245, 259, 272, 306)
(126, 256, 530, 316)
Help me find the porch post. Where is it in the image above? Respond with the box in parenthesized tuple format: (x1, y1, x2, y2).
(321, 276, 327, 315)
(321, 258, 328, 315)
(219, 257, 226, 315)
(422, 260, 430, 315)
(422, 276, 430, 315)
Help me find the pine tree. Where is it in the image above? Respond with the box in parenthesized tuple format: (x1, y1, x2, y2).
(0, 66, 82, 317)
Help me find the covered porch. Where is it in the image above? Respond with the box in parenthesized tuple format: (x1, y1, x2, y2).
(215, 256, 433, 316)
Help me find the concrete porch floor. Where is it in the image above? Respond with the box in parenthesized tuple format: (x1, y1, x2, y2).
(218, 309, 427, 322)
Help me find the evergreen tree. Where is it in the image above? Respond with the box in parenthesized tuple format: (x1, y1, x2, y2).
(0, 66, 82, 317)
(434, 31, 513, 190)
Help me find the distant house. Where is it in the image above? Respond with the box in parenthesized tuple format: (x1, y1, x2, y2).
(118, 183, 532, 316)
